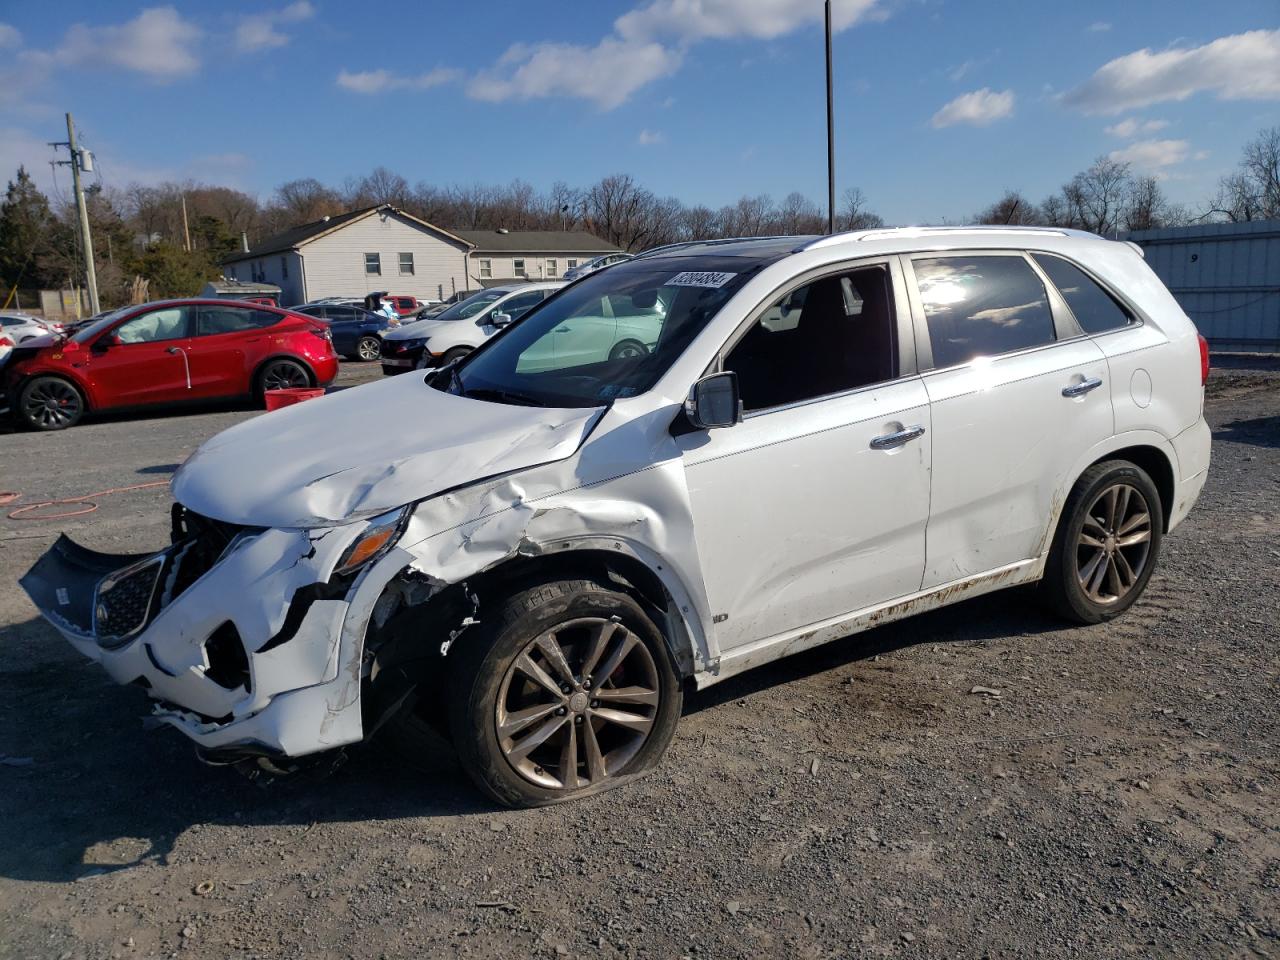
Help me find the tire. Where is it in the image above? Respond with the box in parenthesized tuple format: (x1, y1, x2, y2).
(19, 376, 85, 430)
(440, 347, 470, 366)
(254, 358, 312, 399)
(446, 578, 683, 808)
(609, 339, 648, 361)
(356, 336, 381, 362)
(1039, 460, 1164, 624)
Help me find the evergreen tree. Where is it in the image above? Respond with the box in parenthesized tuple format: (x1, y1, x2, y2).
(0, 166, 56, 295)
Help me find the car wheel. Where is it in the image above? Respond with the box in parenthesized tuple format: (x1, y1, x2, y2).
(1039, 460, 1164, 624)
(609, 339, 649, 361)
(256, 358, 311, 396)
(19, 376, 85, 430)
(356, 336, 381, 361)
(447, 578, 683, 808)
(440, 347, 470, 366)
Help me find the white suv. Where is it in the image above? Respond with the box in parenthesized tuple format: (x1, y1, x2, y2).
(23, 227, 1210, 807)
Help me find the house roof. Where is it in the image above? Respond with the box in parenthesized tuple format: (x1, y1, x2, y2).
(222, 204, 472, 263)
(454, 230, 618, 254)
(202, 279, 282, 295)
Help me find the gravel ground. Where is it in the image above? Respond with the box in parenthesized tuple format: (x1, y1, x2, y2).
(0, 358, 1276, 960)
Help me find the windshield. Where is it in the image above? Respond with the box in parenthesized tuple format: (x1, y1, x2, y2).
(432, 289, 504, 322)
(450, 264, 754, 408)
(70, 306, 134, 344)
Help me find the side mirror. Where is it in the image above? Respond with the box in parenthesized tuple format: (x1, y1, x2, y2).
(685, 371, 741, 430)
(92, 334, 120, 353)
(490, 312, 513, 327)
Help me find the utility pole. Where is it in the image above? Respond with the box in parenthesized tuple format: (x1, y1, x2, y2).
(181, 194, 191, 252)
(58, 113, 100, 315)
(824, 0, 836, 235)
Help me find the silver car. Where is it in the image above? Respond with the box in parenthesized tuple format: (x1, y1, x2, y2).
(562, 253, 633, 281)
(0, 313, 59, 343)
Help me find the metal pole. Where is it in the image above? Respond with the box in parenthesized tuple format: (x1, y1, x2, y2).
(181, 194, 191, 252)
(825, 0, 836, 235)
(65, 113, 100, 314)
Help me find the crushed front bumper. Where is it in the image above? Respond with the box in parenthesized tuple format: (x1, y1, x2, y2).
(20, 513, 377, 758)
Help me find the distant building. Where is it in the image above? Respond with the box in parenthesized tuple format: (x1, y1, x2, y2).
(1120, 219, 1280, 352)
(221, 204, 619, 305)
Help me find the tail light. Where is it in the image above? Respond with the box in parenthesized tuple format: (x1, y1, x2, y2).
(1198, 334, 1209, 386)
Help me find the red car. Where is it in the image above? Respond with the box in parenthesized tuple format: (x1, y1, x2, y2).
(3, 299, 339, 431)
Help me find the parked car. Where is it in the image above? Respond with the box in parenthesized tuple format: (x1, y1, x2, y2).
(3, 299, 339, 430)
(0, 312, 60, 343)
(294, 302, 392, 361)
(563, 252, 632, 281)
(378, 283, 564, 374)
(20, 228, 1210, 808)
(0, 334, 12, 367)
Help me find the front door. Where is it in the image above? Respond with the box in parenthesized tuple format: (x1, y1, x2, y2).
(88, 305, 193, 407)
(902, 252, 1114, 587)
(677, 260, 931, 652)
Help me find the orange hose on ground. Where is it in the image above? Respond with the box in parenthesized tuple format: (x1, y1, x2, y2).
(5, 481, 170, 520)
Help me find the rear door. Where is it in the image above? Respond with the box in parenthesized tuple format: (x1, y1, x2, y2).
(187, 304, 282, 398)
(902, 251, 1111, 587)
(88, 305, 194, 407)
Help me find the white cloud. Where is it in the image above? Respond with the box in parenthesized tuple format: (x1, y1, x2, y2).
(1088, 22, 1111, 33)
(336, 67, 460, 94)
(0, 23, 21, 48)
(637, 129, 665, 145)
(235, 1, 314, 53)
(1105, 117, 1170, 137)
(615, 0, 881, 43)
(1065, 29, 1280, 114)
(931, 87, 1014, 128)
(1108, 138, 1190, 173)
(43, 7, 203, 80)
(468, 38, 682, 110)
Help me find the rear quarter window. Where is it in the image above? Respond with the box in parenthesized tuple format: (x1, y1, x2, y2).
(1032, 253, 1134, 334)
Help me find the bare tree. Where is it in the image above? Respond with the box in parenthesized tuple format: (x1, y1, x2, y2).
(267, 178, 343, 230)
(1205, 126, 1280, 222)
(975, 190, 1042, 225)
(1063, 156, 1132, 235)
(582, 174, 682, 251)
(837, 188, 884, 231)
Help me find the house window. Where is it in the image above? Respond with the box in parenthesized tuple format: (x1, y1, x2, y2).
(398, 252, 414, 275)
(280, 256, 288, 279)
(478, 258, 492, 279)
(545, 259, 558, 278)
(513, 258, 526, 278)
(566, 259, 578, 270)
(364, 252, 381, 276)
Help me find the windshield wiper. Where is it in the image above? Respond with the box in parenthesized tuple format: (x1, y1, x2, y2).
(463, 387, 545, 407)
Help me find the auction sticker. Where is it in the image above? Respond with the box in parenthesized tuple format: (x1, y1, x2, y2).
(668, 271, 737, 288)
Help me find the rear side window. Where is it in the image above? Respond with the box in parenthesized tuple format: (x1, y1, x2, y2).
(912, 255, 1054, 368)
(1032, 253, 1133, 334)
(197, 306, 280, 336)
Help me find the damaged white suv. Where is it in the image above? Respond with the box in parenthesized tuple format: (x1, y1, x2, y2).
(23, 228, 1211, 807)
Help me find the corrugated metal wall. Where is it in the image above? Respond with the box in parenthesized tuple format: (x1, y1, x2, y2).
(1120, 220, 1280, 352)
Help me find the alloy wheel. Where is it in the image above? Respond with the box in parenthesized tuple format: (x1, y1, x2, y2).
(1076, 483, 1153, 605)
(23, 380, 81, 429)
(611, 341, 646, 360)
(495, 617, 661, 791)
(261, 360, 309, 391)
(357, 337, 381, 361)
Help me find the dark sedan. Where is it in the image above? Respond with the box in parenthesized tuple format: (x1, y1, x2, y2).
(294, 303, 392, 361)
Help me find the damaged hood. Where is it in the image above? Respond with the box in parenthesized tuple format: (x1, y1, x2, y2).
(172, 373, 603, 528)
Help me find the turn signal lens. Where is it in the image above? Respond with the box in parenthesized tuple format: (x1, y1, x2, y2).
(334, 507, 410, 576)
(1198, 334, 1210, 386)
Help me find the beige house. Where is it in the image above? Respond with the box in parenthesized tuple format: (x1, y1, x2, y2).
(222, 205, 618, 304)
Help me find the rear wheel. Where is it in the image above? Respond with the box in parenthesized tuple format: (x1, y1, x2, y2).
(1040, 461, 1163, 624)
(356, 336, 381, 361)
(447, 578, 682, 808)
(256, 358, 311, 396)
(609, 339, 648, 361)
(19, 376, 85, 430)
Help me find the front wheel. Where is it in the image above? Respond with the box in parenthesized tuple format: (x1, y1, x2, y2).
(1040, 460, 1163, 624)
(356, 336, 381, 361)
(447, 578, 682, 808)
(609, 339, 649, 361)
(19, 376, 85, 430)
(440, 347, 470, 366)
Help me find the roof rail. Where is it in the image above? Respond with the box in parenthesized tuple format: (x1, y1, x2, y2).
(800, 224, 1097, 252)
(631, 235, 801, 260)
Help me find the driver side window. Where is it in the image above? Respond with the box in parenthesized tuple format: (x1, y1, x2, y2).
(114, 307, 191, 344)
(724, 265, 898, 412)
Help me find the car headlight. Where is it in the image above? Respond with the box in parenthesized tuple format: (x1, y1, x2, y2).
(334, 506, 411, 576)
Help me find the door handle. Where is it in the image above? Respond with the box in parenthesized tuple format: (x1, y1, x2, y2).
(165, 345, 192, 389)
(1062, 377, 1103, 398)
(555, 326, 571, 333)
(870, 424, 926, 449)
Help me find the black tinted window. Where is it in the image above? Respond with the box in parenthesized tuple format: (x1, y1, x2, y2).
(725, 266, 897, 412)
(500, 289, 546, 320)
(197, 305, 280, 336)
(1033, 253, 1132, 334)
(913, 256, 1054, 368)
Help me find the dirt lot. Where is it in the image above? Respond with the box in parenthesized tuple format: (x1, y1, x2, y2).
(0, 359, 1276, 960)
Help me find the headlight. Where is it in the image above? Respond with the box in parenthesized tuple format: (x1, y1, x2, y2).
(334, 506, 411, 576)
(394, 338, 428, 353)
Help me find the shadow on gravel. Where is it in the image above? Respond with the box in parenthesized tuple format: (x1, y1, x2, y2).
(1213, 415, 1280, 448)
(0, 588, 1062, 885)
(136, 463, 182, 475)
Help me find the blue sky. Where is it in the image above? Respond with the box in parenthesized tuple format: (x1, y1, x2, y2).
(1, 1, 1277, 224)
